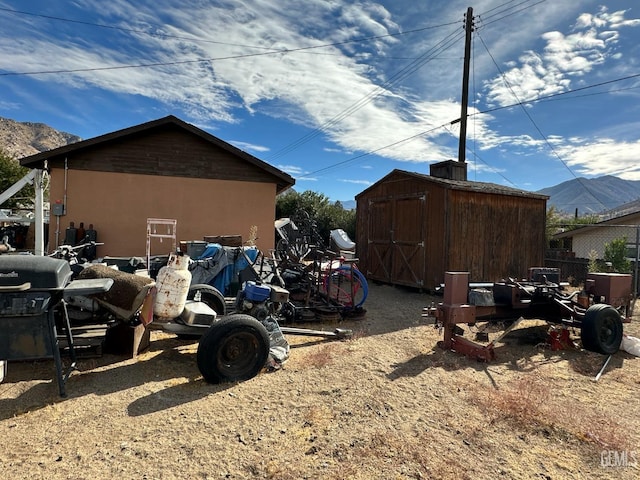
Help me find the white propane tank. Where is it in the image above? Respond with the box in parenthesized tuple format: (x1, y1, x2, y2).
(154, 252, 191, 320)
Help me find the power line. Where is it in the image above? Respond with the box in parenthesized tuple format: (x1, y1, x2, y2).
(480, 0, 532, 16)
(0, 25, 459, 77)
(443, 122, 520, 187)
(475, 31, 609, 210)
(299, 54, 640, 181)
(0, 5, 460, 68)
(306, 123, 452, 177)
(478, 0, 547, 27)
(267, 27, 466, 162)
(0, 6, 276, 51)
(473, 72, 640, 116)
(273, 1, 550, 168)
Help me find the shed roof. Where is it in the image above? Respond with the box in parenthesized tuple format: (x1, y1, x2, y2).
(355, 169, 548, 200)
(20, 115, 295, 193)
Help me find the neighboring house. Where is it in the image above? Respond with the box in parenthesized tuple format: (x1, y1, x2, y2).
(355, 161, 548, 291)
(20, 115, 294, 257)
(552, 210, 640, 260)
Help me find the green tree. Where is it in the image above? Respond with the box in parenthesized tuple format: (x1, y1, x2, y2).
(604, 236, 631, 273)
(0, 149, 35, 210)
(587, 249, 601, 273)
(546, 205, 562, 246)
(276, 190, 356, 245)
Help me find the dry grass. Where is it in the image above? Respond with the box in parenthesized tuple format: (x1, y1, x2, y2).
(1, 284, 639, 480)
(298, 342, 343, 369)
(473, 373, 627, 452)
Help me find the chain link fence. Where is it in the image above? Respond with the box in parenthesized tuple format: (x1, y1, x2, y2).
(546, 224, 640, 295)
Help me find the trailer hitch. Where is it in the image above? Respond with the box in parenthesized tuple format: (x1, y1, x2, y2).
(280, 326, 352, 339)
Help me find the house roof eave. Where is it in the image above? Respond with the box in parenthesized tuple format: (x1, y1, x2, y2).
(19, 115, 294, 190)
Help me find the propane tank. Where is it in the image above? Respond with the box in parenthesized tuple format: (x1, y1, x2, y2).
(154, 252, 191, 320)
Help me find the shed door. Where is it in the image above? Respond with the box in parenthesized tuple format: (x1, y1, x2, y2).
(366, 198, 393, 282)
(366, 194, 426, 288)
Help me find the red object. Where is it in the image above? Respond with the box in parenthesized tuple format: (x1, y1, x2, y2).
(548, 327, 571, 351)
(442, 336, 496, 362)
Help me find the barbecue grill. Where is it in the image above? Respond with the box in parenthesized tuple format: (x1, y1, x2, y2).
(0, 255, 112, 396)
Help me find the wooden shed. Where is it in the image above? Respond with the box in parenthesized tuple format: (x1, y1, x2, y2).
(20, 115, 294, 257)
(355, 165, 548, 290)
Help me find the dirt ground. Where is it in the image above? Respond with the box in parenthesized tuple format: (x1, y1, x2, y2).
(1, 283, 639, 480)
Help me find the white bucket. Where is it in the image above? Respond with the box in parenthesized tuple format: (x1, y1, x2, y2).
(154, 253, 191, 320)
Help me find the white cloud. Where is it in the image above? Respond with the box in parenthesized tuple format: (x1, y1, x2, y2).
(277, 164, 306, 175)
(230, 141, 270, 153)
(483, 7, 633, 107)
(1, 0, 639, 192)
(555, 138, 640, 180)
(324, 147, 349, 154)
(0, 99, 20, 110)
(339, 178, 373, 185)
(0, 0, 492, 167)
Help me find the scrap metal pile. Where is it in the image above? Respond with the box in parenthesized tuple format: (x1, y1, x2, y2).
(248, 211, 368, 324)
(424, 268, 633, 362)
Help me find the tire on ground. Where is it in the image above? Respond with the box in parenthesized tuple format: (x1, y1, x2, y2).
(197, 314, 270, 383)
(580, 303, 623, 355)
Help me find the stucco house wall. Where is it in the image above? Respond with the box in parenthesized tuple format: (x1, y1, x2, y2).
(21, 116, 295, 258)
(554, 212, 640, 260)
(572, 225, 638, 259)
(49, 170, 278, 257)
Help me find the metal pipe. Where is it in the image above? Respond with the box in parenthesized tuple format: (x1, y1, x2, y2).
(635, 226, 639, 297)
(34, 170, 45, 256)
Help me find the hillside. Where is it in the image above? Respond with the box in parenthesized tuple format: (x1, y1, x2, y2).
(537, 176, 640, 215)
(0, 117, 81, 159)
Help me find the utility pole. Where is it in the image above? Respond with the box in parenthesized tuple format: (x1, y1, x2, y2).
(458, 7, 474, 163)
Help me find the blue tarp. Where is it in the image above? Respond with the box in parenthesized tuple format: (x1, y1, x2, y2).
(189, 244, 258, 295)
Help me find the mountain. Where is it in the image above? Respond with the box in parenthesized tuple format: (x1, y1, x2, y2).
(0, 117, 81, 159)
(336, 199, 356, 210)
(537, 176, 640, 215)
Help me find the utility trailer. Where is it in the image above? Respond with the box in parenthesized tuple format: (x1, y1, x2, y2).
(423, 268, 633, 361)
(0, 251, 351, 396)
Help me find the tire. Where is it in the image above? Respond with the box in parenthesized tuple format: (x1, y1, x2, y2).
(197, 314, 270, 383)
(580, 304, 623, 355)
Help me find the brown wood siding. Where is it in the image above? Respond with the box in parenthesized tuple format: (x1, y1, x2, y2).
(390, 194, 426, 287)
(446, 189, 546, 281)
(357, 172, 443, 288)
(356, 170, 546, 290)
(46, 127, 277, 184)
(364, 197, 393, 281)
(424, 185, 446, 289)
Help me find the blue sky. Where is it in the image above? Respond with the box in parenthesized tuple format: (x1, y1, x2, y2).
(1, 1, 640, 207)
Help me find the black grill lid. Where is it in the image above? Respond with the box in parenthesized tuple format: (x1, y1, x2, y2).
(0, 256, 72, 290)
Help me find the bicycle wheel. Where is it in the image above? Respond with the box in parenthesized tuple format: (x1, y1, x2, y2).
(323, 265, 368, 308)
